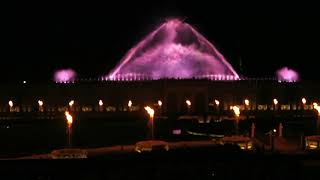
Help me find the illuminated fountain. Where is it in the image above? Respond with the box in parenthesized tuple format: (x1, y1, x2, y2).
(54, 69, 77, 83)
(107, 19, 239, 81)
(276, 67, 299, 82)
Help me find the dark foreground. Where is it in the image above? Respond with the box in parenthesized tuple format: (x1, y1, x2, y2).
(1, 146, 320, 180)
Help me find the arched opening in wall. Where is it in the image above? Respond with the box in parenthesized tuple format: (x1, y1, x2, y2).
(167, 92, 178, 114)
(195, 93, 206, 114)
(258, 87, 271, 105)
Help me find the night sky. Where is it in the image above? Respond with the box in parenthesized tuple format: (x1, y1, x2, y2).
(6, 2, 320, 82)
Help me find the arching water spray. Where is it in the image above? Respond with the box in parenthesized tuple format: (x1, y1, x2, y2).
(107, 19, 239, 80)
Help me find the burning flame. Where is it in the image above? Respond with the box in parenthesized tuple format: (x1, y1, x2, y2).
(65, 111, 73, 125)
(38, 100, 44, 106)
(8, 100, 13, 107)
(244, 99, 250, 106)
(232, 106, 240, 117)
(313, 103, 320, 115)
(128, 100, 132, 107)
(273, 99, 278, 105)
(99, 100, 103, 106)
(158, 100, 162, 107)
(69, 100, 74, 107)
(144, 106, 154, 118)
(186, 100, 191, 106)
(214, 99, 220, 106)
(302, 98, 307, 104)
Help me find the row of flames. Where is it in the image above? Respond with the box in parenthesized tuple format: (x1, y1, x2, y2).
(5, 98, 313, 109)
(59, 98, 320, 138)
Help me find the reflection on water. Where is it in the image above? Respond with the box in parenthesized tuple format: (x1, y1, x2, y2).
(0, 116, 316, 158)
(0, 118, 147, 158)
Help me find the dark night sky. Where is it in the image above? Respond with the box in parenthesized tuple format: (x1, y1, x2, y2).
(5, 2, 320, 82)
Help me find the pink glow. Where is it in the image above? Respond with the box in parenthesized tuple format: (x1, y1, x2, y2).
(108, 19, 239, 80)
(173, 129, 182, 135)
(54, 69, 77, 82)
(276, 67, 299, 82)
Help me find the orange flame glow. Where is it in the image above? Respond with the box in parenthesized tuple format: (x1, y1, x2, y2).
(65, 111, 73, 125)
(232, 106, 240, 117)
(186, 100, 191, 106)
(144, 106, 154, 118)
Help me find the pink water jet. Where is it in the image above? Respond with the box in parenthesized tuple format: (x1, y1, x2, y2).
(54, 69, 77, 82)
(108, 19, 239, 80)
(276, 67, 299, 82)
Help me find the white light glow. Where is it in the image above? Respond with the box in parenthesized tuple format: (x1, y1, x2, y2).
(232, 106, 240, 117)
(244, 99, 250, 106)
(69, 100, 74, 107)
(38, 100, 44, 106)
(128, 100, 132, 107)
(99, 100, 103, 106)
(302, 98, 307, 105)
(8, 100, 13, 107)
(65, 111, 73, 125)
(214, 99, 220, 106)
(186, 100, 191, 106)
(144, 106, 154, 118)
(273, 99, 278, 105)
